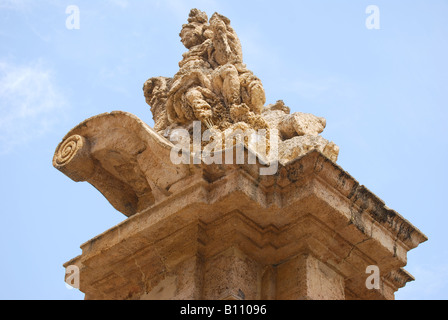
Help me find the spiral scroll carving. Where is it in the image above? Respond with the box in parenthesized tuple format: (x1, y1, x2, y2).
(54, 135, 84, 167)
(53, 135, 94, 182)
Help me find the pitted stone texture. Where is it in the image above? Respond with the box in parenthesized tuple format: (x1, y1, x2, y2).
(62, 151, 427, 300)
(54, 8, 427, 301)
(279, 135, 340, 164)
(143, 9, 339, 163)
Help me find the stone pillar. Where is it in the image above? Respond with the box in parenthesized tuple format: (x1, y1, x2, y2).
(203, 247, 261, 300)
(53, 8, 427, 300)
(276, 254, 345, 300)
(56, 112, 427, 300)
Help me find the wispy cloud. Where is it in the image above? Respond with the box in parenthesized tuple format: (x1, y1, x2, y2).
(0, 60, 68, 154)
(0, 0, 33, 11)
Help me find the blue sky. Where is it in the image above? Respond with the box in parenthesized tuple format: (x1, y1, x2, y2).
(0, 0, 447, 300)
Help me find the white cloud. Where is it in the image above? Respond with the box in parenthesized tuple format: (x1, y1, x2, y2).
(0, 60, 68, 154)
(0, 0, 32, 10)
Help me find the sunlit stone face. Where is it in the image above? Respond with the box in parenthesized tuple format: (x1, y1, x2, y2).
(179, 24, 203, 49)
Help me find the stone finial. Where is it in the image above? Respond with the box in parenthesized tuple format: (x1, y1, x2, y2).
(144, 8, 339, 163)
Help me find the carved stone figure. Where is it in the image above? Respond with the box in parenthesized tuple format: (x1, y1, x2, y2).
(54, 9, 426, 301)
(143, 8, 339, 162)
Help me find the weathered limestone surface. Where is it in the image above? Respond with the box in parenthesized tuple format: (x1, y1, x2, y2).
(53, 111, 191, 217)
(143, 9, 339, 163)
(54, 9, 427, 300)
(60, 142, 427, 300)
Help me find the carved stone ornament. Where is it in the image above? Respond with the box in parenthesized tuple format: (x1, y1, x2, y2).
(54, 8, 340, 217)
(143, 8, 339, 163)
(55, 9, 427, 301)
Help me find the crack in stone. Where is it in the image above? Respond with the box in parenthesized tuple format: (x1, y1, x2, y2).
(342, 238, 370, 264)
(341, 222, 374, 265)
